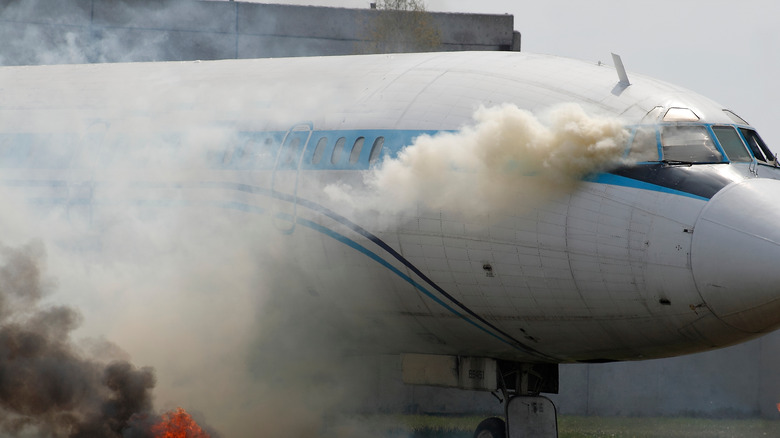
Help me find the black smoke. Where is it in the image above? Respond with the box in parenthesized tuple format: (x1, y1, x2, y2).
(0, 240, 194, 438)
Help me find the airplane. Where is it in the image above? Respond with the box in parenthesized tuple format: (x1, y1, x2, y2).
(1, 51, 779, 437)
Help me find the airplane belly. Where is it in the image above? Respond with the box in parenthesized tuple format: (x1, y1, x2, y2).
(203, 170, 767, 363)
(279, 170, 740, 362)
(420, 193, 686, 361)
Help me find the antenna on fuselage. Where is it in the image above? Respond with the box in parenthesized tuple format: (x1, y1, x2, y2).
(610, 53, 631, 96)
(611, 53, 630, 87)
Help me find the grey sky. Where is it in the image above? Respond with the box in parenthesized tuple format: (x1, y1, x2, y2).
(244, 0, 780, 150)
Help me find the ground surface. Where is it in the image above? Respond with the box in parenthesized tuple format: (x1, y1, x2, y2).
(344, 415, 780, 438)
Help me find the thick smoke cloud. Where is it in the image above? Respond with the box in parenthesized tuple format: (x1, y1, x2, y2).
(0, 65, 368, 438)
(326, 103, 631, 220)
(0, 241, 158, 437)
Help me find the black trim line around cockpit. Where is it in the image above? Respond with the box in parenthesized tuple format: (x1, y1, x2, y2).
(608, 164, 734, 200)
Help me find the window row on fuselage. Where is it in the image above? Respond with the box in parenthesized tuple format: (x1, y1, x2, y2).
(0, 129, 439, 170)
(219, 129, 438, 171)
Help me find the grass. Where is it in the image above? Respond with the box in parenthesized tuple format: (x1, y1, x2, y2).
(342, 415, 780, 438)
(557, 416, 780, 438)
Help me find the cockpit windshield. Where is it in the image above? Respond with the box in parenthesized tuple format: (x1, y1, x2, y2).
(711, 126, 751, 162)
(661, 125, 722, 163)
(626, 123, 776, 166)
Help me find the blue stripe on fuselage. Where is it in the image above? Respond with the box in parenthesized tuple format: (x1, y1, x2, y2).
(0, 128, 721, 200)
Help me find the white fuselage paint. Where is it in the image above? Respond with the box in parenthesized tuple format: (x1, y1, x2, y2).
(1, 52, 779, 364)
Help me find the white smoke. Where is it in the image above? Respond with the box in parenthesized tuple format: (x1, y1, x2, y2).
(0, 84, 634, 438)
(0, 76, 372, 438)
(326, 103, 631, 219)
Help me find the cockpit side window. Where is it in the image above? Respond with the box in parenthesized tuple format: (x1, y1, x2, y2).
(712, 126, 752, 162)
(739, 128, 775, 164)
(627, 126, 659, 161)
(661, 125, 723, 163)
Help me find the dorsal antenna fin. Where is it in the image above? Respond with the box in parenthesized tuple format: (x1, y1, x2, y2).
(611, 53, 630, 86)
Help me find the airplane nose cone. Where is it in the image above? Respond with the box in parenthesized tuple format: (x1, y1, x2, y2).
(691, 178, 780, 333)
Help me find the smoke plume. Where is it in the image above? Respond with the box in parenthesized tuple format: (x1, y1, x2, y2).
(327, 103, 631, 219)
(0, 241, 156, 437)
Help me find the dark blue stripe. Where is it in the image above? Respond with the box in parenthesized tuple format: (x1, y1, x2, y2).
(293, 216, 532, 351)
(200, 200, 547, 355)
(203, 181, 554, 360)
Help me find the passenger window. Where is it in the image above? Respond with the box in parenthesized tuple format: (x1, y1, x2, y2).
(661, 126, 723, 163)
(740, 128, 775, 164)
(233, 143, 249, 164)
(368, 136, 385, 164)
(227, 137, 260, 167)
(312, 137, 327, 165)
(257, 136, 276, 167)
(241, 138, 263, 167)
(349, 137, 365, 164)
(222, 147, 234, 165)
(331, 137, 346, 165)
(627, 127, 659, 161)
(712, 126, 751, 162)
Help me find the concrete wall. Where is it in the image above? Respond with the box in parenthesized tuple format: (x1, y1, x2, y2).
(551, 332, 780, 419)
(355, 332, 780, 420)
(0, 0, 517, 66)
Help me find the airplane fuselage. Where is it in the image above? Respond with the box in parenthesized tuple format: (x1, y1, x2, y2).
(1, 51, 779, 365)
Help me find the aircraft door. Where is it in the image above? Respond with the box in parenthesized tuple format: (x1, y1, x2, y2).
(271, 122, 313, 233)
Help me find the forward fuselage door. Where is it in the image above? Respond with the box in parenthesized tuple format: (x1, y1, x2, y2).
(271, 122, 313, 233)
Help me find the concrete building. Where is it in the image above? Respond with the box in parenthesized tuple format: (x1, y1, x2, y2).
(0, 0, 519, 66)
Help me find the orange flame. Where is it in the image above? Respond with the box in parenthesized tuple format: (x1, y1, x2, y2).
(151, 407, 210, 438)
(776, 402, 780, 413)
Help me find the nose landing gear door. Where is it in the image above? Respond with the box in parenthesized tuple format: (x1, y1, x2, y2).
(271, 122, 313, 234)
